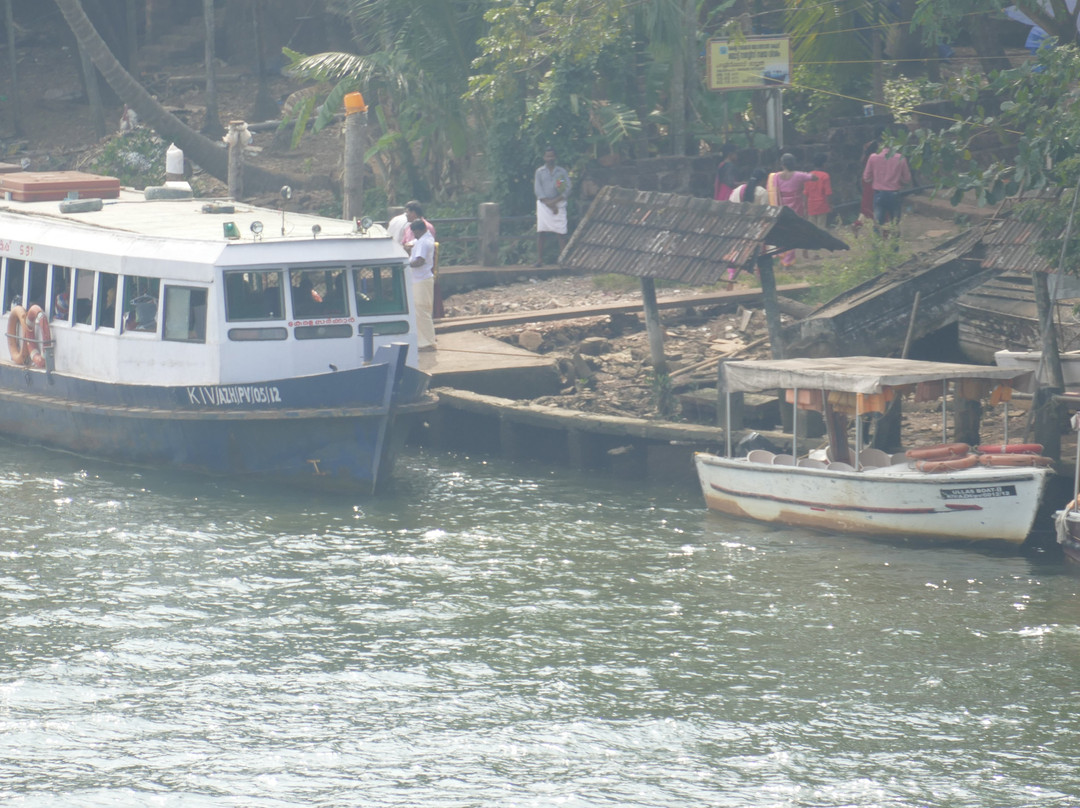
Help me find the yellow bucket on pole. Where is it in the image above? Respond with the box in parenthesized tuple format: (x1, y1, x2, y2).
(344, 92, 367, 115)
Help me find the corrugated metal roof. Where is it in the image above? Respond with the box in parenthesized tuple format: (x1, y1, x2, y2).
(560, 186, 849, 283)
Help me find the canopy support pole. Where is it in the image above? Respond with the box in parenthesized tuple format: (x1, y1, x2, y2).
(640, 277, 668, 375)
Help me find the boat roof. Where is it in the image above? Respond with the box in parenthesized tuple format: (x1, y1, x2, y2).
(721, 356, 1034, 394)
(0, 186, 379, 242)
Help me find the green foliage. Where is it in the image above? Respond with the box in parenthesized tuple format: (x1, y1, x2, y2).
(806, 229, 911, 305)
(90, 129, 167, 189)
(649, 370, 676, 418)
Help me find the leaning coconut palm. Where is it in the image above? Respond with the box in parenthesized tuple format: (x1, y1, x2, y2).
(53, 0, 294, 194)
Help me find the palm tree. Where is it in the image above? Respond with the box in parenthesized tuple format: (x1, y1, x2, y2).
(53, 0, 291, 193)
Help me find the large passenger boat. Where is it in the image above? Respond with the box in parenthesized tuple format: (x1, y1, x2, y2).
(0, 170, 436, 492)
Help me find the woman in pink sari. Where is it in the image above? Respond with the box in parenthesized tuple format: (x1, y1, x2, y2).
(767, 153, 817, 266)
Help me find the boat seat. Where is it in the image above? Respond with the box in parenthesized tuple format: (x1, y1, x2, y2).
(828, 461, 855, 471)
(772, 454, 796, 466)
(746, 449, 775, 464)
(858, 447, 893, 469)
(797, 458, 827, 469)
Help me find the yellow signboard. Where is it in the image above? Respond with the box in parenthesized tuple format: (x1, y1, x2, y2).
(706, 37, 791, 91)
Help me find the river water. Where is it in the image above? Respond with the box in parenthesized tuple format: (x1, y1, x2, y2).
(2, 442, 1079, 807)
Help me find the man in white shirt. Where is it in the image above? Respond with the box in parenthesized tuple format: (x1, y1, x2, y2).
(407, 219, 437, 351)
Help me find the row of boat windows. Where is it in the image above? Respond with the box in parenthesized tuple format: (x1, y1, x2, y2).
(0, 258, 409, 342)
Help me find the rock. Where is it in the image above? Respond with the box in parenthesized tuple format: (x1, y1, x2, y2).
(518, 330, 544, 351)
(579, 336, 612, 356)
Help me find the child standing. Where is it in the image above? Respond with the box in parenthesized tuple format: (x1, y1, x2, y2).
(804, 153, 833, 230)
(804, 153, 833, 259)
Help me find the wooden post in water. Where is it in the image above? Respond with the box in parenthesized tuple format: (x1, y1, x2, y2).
(640, 277, 668, 375)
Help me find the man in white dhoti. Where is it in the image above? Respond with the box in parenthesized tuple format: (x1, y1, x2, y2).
(407, 219, 437, 352)
(534, 146, 571, 266)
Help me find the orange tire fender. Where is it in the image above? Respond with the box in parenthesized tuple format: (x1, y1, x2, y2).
(906, 442, 971, 461)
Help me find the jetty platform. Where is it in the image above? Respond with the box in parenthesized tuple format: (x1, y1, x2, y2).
(411, 281, 812, 480)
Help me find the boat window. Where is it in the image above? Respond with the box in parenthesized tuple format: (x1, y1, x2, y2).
(353, 264, 407, 315)
(3, 258, 24, 312)
(289, 267, 348, 320)
(228, 327, 288, 341)
(97, 272, 119, 329)
(50, 266, 72, 323)
(294, 324, 353, 340)
(27, 262, 47, 311)
(224, 269, 284, 321)
(163, 286, 208, 343)
(73, 268, 96, 325)
(360, 320, 410, 336)
(121, 276, 160, 334)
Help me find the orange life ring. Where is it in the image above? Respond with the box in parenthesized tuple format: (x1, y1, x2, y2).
(916, 453, 979, 473)
(978, 453, 1054, 468)
(906, 442, 971, 461)
(976, 443, 1043, 455)
(25, 304, 51, 369)
(6, 305, 29, 365)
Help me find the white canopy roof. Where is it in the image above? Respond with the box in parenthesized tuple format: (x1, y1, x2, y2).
(721, 356, 1033, 395)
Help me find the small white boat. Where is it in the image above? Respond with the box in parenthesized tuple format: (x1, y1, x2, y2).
(695, 356, 1052, 545)
(994, 349, 1080, 386)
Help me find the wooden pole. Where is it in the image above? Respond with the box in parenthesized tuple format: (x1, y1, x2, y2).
(343, 108, 366, 220)
(640, 277, 668, 374)
(757, 255, 786, 359)
(226, 120, 246, 200)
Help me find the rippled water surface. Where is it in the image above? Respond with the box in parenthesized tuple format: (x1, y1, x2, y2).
(2, 444, 1080, 807)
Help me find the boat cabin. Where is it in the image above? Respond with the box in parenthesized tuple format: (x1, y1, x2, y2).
(0, 180, 417, 386)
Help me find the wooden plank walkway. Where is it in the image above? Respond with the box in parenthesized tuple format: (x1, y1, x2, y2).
(435, 283, 811, 334)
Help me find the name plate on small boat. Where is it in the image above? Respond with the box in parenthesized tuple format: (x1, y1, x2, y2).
(940, 485, 1017, 500)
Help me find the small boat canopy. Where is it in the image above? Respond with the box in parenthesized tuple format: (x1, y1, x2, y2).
(721, 356, 1035, 395)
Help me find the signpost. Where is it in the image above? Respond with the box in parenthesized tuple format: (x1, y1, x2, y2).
(706, 36, 791, 147)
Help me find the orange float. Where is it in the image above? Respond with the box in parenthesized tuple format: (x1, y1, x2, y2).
(906, 442, 971, 461)
(24, 305, 52, 369)
(978, 453, 1054, 468)
(976, 443, 1043, 455)
(6, 305, 29, 365)
(916, 453, 979, 473)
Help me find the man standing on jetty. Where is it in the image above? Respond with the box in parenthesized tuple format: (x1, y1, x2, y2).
(534, 146, 571, 267)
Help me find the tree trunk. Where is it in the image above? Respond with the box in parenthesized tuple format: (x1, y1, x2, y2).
(966, 11, 1012, 73)
(4, 0, 20, 137)
(124, 0, 137, 74)
(53, 0, 292, 192)
(640, 277, 668, 374)
(249, 0, 279, 121)
(201, 0, 223, 137)
(757, 255, 786, 359)
(76, 35, 108, 139)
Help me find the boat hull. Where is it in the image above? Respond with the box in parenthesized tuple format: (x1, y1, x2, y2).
(1053, 509, 1080, 564)
(0, 344, 435, 493)
(994, 350, 1080, 386)
(695, 453, 1050, 544)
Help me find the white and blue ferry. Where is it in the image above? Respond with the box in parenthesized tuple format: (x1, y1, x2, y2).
(0, 171, 436, 493)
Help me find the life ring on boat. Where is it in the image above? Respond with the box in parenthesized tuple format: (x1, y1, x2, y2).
(976, 443, 1043, 455)
(915, 453, 979, 473)
(24, 305, 51, 369)
(906, 442, 971, 461)
(6, 305, 29, 365)
(978, 453, 1055, 468)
